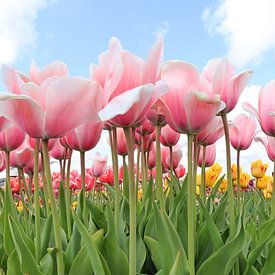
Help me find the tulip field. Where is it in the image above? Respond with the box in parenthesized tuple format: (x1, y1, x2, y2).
(0, 35, 275, 275)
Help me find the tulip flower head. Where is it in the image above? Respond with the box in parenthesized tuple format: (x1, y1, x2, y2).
(251, 160, 268, 179)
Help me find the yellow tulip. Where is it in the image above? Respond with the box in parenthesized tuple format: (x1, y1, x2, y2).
(218, 178, 227, 193)
(205, 168, 219, 187)
(138, 189, 143, 201)
(264, 189, 272, 199)
(196, 185, 200, 196)
(72, 201, 78, 210)
(16, 201, 23, 212)
(210, 163, 222, 176)
(231, 163, 242, 181)
(196, 174, 201, 186)
(240, 172, 251, 189)
(233, 180, 237, 186)
(266, 177, 273, 193)
(257, 175, 269, 190)
(251, 160, 268, 178)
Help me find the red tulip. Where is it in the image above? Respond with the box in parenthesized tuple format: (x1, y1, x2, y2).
(175, 164, 186, 178)
(230, 114, 257, 150)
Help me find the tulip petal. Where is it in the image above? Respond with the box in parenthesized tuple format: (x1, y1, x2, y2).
(242, 102, 260, 121)
(0, 94, 45, 137)
(1, 65, 24, 94)
(45, 77, 103, 138)
(142, 33, 163, 83)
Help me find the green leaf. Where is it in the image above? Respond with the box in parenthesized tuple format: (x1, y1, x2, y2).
(197, 224, 246, 275)
(41, 214, 53, 258)
(72, 211, 105, 275)
(86, 200, 107, 231)
(58, 183, 67, 234)
(144, 236, 162, 271)
(7, 249, 21, 275)
(8, 215, 42, 275)
(197, 195, 224, 251)
(40, 253, 54, 275)
(153, 203, 189, 275)
(169, 251, 184, 275)
(69, 246, 92, 275)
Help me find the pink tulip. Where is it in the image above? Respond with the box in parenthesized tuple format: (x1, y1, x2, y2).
(28, 137, 57, 152)
(230, 114, 257, 150)
(197, 117, 224, 146)
(0, 152, 6, 172)
(198, 144, 216, 167)
(146, 99, 168, 126)
(136, 119, 155, 136)
(255, 135, 275, 161)
(162, 145, 183, 170)
(10, 143, 33, 168)
(0, 118, 25, 152)
(161, 61, 224, 134)
(50, 140, 70, 160)
(91, 152, 108, 177)
(202, 58, 253, 114)
(23, 154, 42, 174)
(160, 124, 180, 147)
(91, 35, 168, 127)
(1, 65, 103, 138)
(116, 128, 128, 155)
(243, 80, 275, 136)
(2, 60, 68, 94)
(66, 122, 103, 152)
(148, 142, 156, 169)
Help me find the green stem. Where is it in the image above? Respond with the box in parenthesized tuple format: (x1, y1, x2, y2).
(271, 161, 275, 217)
(122, 155, 129, 199)
(187, 134, 195, 275)
(169, 146, 173, 175)
(21, 168, 31, 202)
(112, 128, 120, 242)
(141, 135, 148, 193)
(41, 154, 50, 217)
(221, 113, 236, 238)
(200, 145, 206, 203)
(136, 146, 141, 202)
(80, 151, 87, 221)
(155, 124, 165, 210)
(237, 150, 241, 208)
(33, 139, 41, 263)
(124, 128, 136, 275)
(65, 149, 72, 238)
(42, 139, 64, 275)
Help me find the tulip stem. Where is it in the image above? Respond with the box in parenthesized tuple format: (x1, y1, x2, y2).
(41, 154, 50, 217)
(65, 149, 72, 238)
(221, 113, 236, 238)
(271, 161, 275, 217)
(124, 127, 136, 275)
(42, 139, 64, 275)
(112, 128, 120, 242)
(169, 146, 173, 175)
(141, 135, 147, 193)
(187, 134, 195, 275)
(33, 139, 41, 263)
(155, 124, 165, 210)
(136, 145, 141, 202)
(80, 151, 87, 222)
(200, 145, 206, 203)
(237, 150, 241, 208)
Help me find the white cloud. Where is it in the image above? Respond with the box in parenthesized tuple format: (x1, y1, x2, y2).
(154, 21, 170, 36)
(0, 0, 54, 64)
(202, 0, 275, 67)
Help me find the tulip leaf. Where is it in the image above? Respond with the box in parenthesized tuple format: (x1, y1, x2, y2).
(8, 215, 42, 275)
(197, 224, 245, 275)
(72, 211, 105, 275)
(169, 250, 184, 275)
(40, 253, 54, 275)
(144, 236, 162, 271)
(7, 249, 21, 275)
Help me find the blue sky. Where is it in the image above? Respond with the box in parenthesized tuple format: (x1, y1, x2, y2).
(2, 0, 275, 88)
(1, 0, 275, 172)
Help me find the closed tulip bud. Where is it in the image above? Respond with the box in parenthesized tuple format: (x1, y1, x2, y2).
(251, 160, 268, 178)
(160, 124, 180, 147)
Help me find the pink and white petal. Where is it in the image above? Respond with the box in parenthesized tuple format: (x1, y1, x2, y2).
(45, 77, 103, 138)
(91, 37, 123, 103)
(98, 84, 155, 126)
(142, 33, 163, 84)
(1, 65, 24, 94)
(35, 61, 68, 84)
(254, 136, 268, 151)
(0, 94, 45, 137)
